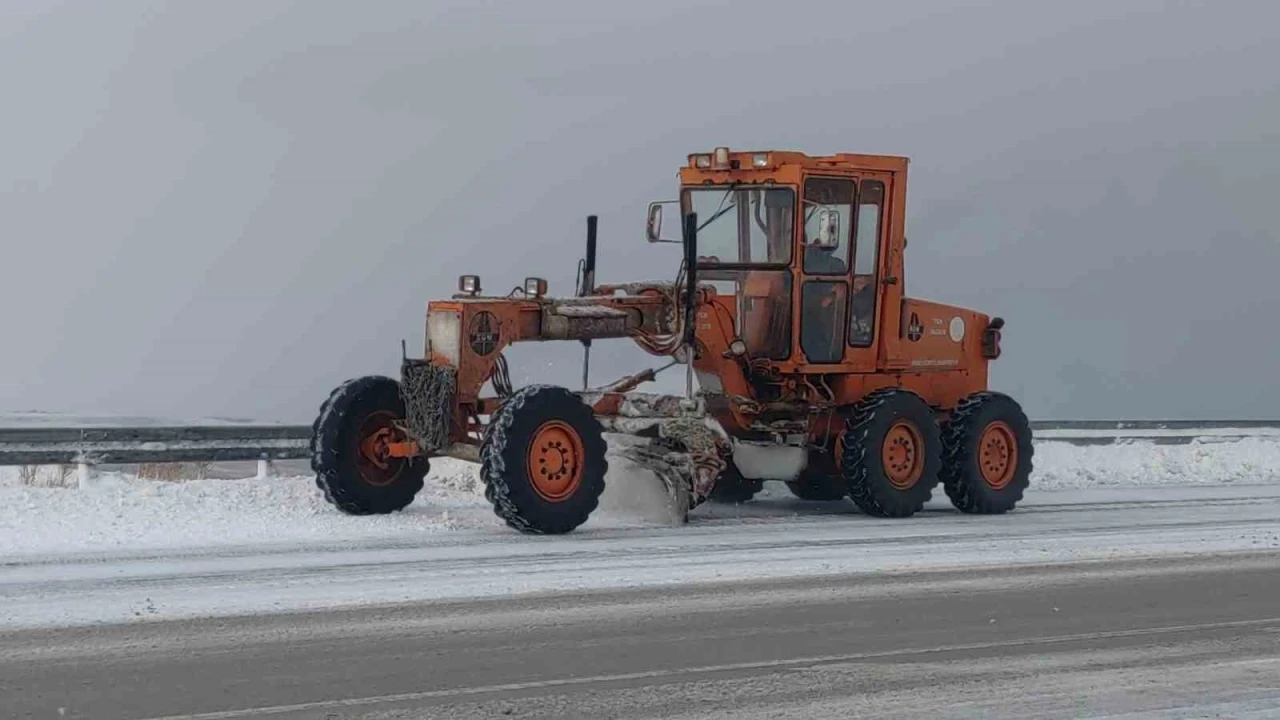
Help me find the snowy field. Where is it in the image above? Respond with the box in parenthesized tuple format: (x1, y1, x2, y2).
(2, 437, 1279, 558)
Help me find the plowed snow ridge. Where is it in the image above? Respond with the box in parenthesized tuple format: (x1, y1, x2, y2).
(1, 438, 1278, 557)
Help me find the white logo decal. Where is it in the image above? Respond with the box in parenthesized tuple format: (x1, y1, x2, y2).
(949, 317, 965, 343)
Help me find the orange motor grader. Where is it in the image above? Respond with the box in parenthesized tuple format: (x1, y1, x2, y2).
(310, 148, 1033, 534)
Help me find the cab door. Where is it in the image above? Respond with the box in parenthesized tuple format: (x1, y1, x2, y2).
(797, 173, 892, 372)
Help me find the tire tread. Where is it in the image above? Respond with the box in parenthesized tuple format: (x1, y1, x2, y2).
(310, 375, 427, 515)
(940, 391, 1034, 514)
(479, 384, 607, 534)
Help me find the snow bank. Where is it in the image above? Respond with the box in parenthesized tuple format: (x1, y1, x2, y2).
(0, 459, 496, 557)
(1, 438, 1278, 558)
(1031, 438, 1280, 489)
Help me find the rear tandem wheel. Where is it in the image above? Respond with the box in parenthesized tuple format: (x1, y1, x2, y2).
(838, 388, 943, 518)
(940, 391, 1035, 514)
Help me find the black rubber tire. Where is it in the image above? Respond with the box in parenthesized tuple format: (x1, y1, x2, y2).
(940, 391, 1034, 514)
(707, 459, 764, 504)
(839, 388, 943, 518)
(311, 375, 428, 515)
(785, 451, 847, 501)
(479, 384, 608, 534)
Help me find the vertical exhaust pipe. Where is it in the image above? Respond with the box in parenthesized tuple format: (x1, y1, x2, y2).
(683, 211, 698, 398)
(583, 215, 598, 295)
(581, 215, 598, 390)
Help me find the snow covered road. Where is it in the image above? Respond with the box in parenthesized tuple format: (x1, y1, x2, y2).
(3, 438, 1279, 718)
(5, 552, 1280, 719)
(1, 438, 1278, 630)
(2, 482, 1278, 630)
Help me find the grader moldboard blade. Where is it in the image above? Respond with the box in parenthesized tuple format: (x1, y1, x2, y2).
(585, 391, 729, 525)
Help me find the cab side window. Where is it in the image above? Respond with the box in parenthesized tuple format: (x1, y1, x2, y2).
(802, 177, 854, 275)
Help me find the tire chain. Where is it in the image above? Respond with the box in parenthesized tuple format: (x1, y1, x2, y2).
(478, 384, 544, 533)
(399, 359, 456, 453)
(478, 384, 609, 534)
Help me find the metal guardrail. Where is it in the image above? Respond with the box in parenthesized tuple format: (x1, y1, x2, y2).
(0, 425, 312, 467)
(1, 421, 1278, 468)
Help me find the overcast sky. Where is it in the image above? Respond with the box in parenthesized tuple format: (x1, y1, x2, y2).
(2, 0, 1277, 422)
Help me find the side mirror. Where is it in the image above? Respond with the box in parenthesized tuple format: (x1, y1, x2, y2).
(815, 208, 841, 248)
(645, 200, 681, 243)
(646, 203, 663, 242)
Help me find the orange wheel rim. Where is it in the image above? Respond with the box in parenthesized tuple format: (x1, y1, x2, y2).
(882, 420, 924, 490)
(356, 410, 406, 488)
(978, 421, 1018, 490)
(526, 420, 585, 502)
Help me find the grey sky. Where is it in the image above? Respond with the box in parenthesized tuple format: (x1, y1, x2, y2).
(2, 0, 1277, 422)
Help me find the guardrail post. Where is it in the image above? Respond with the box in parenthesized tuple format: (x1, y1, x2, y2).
(77, 462, 92, 489)
(256, 459, 274, 480)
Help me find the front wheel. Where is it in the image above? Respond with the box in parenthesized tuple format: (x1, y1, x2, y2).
(480, 384, 608, 534)
(311, 375, 429, 515)
(940, 392, 1034, 514)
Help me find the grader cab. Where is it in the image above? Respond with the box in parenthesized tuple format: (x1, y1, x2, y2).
(310, 148, 1033, 534)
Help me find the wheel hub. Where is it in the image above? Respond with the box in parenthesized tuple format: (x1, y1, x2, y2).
(978, 421, 1017, 490)
(355, 411, 406, 488)
(527, 420, 585, 502)
(883, 421, 924, 490)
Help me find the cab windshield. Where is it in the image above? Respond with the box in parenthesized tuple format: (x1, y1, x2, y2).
(681, 186, 795, 267)
(680, 185, 796, 361)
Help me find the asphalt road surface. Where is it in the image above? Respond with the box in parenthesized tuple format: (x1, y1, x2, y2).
(3, 551, 1279, 719)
